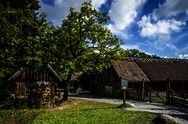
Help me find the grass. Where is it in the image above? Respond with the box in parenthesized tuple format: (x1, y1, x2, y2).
(0, 99, 174, 124)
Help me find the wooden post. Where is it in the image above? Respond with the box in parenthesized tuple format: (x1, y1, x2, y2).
(181, 82, 184, 105)
(149, 87, 152, 103)
(123, 89, 126, 106)
(166, 78, 171, 105)
(145, 84, 148, 97)
(141, 79, 145, 101)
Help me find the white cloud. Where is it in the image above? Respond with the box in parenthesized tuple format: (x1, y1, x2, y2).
(39, 0, 106, 25)
(121, 44, 140, 50)
(178, 54, 188, 59)
(91, 0, 106, 11)
(152, 0, 188, 19)
(106, 0, 146, 35)
(176, 46, 188, 59)
(137, 0, 187, 55)
(147, 39, 178, 51)
(138, 15, 185, 39)
(39, 0, 85, 25)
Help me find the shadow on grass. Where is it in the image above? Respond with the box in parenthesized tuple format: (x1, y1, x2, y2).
(77, 104, 131, 112)
(78, 106, 118, 111)
(0, 109, 42, 124)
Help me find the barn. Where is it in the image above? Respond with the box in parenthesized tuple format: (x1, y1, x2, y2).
(80, 57, 188, 106)
(8, 64, 62, 108)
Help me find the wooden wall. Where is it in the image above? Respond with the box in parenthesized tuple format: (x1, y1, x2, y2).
(98, 67, 121, 95)
(16, 69, 53, 82)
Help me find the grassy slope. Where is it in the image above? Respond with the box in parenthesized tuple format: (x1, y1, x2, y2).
(0, 99, 157, 124)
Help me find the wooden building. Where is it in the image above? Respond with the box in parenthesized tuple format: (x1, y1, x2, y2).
(97, 60, 150, 95)
(80, 57, 188, 105)
(9, 64, 62, 108)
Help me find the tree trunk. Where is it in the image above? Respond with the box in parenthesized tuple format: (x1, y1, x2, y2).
(62, 83, 69, 101)
(62, 74, 72, 101)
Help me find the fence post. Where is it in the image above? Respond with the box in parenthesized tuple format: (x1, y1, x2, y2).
(149, 87, 152, 103)
(141, 79, 145, 101)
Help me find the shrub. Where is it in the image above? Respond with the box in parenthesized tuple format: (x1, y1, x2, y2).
(0, 90, 15, 109)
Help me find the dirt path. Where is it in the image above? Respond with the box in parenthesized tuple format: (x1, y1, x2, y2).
(70, 94, 188, 124)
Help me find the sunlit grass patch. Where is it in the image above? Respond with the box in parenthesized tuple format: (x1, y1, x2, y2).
(0, 99, 158, 124)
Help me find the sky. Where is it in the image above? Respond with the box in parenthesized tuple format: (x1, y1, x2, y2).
(38, 0, 188, 59)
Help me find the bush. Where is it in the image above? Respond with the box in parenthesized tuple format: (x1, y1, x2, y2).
(0, 90, 28, 109)
(0, 90, 15, 109)
(127, 88, 139, 100)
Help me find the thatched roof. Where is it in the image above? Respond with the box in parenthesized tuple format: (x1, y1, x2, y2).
(122, 57, 188, 82)
(136, 61, 188, 82)
(113, 61, 150, 82)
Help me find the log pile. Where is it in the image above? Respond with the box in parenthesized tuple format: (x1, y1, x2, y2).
(27, 81, 54, 108)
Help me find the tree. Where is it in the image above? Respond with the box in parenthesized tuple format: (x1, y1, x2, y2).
(43, 2, 123, 100)
(126, 49, 160, 58)
(0, 0, 47, 89)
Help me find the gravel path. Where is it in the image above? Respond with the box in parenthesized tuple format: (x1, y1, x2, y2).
(70, 94, 188, 124)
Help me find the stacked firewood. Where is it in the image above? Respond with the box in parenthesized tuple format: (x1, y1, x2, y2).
(27, 81, 54, 108)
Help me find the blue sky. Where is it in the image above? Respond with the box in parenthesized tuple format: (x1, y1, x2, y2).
(39, 0, 188, 59)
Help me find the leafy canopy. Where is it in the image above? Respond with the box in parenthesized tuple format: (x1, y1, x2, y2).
(0, 0, 46, 69)
(44, 2, 124, 78)
(0, 0, 48, 88)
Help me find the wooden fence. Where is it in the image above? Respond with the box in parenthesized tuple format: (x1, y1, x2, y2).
(171, 90, 188, 107)
(130, 81, 188, 108)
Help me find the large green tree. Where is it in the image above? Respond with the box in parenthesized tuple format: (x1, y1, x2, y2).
(43, 2, 124, 100)
(0, 0, 47, 88)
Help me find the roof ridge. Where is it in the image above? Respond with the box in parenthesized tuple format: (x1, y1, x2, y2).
(123, 57, 188, 63)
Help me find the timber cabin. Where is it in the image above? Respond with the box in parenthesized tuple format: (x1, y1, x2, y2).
(80, 57, 188, 106)
(8, 64, 62, 108)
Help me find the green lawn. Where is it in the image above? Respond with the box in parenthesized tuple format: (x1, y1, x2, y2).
(0, 99, 158, 124)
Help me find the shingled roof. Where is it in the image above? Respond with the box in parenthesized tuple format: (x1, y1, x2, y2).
(121, 57, 188, 82)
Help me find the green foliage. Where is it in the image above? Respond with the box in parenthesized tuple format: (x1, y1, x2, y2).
(0, 0, 42, 67)
(0, 90, 29, 109)
(0, 90, 14, 109)
(0, 1, 123, 101)
(127, 88, 140, 100)
(43, 1, 124, 78)
(126, 49, 160, 58)
(0, 0, 48, 88)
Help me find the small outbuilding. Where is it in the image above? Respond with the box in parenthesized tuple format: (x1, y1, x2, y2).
(9, 64, 62, 108)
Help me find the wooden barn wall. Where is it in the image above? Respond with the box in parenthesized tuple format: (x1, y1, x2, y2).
(15, 82, 28, 96)
(98, 67, 121, 95)
(13, 69, 57, 97)
(79, 73, 99, 91)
